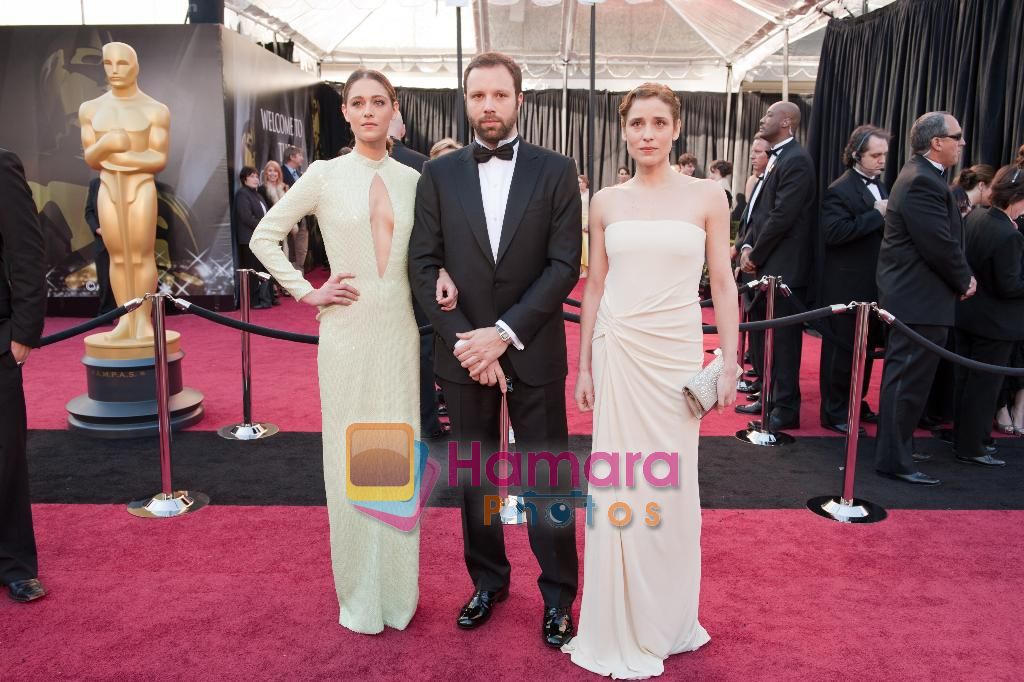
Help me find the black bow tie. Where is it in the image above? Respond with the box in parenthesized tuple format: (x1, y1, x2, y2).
(473, 139, 517, 163)
(862, 175, 880, 186)
(767, 147, 781, 157)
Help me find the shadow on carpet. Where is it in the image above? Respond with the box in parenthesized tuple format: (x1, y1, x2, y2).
(27, 430, 1024, 509)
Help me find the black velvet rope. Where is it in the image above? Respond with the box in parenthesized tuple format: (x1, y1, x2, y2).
(180, 302, 320, 344)
(37, 303, 135, 347)
(884, 315, 1024, 376)
(705, 306, 839, 334)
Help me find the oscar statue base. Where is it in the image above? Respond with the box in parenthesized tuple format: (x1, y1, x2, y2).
(66, 331, 204, 438)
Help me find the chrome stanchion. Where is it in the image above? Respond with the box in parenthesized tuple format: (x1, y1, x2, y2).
(218, 269, 279, 440)
(128, 293, 210, 518)
(808, 303, 887, 523)
(498, 380, 525, 525)
(736, 275, 795, 446)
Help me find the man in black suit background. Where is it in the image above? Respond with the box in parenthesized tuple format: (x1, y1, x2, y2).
(409, 52, 581, 648)
(0, 149, 47, 603)
(737, 101, 817, 431)
(388, 111, 427, 172)
(874, 111, 976, 485)
(387, 111, 448, 440)
(84, 177, 116, 315)
(818, 125, 891, 434)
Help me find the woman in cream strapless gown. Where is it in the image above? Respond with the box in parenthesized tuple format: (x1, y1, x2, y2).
(250, 70, 456, 634)
(566, 84, 739, 678)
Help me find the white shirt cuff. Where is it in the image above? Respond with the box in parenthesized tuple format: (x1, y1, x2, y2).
(496, 320, 525, 351)
(741, 244, 753, 251)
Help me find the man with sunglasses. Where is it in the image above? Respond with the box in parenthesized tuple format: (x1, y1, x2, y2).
(874, 112, 976, 485)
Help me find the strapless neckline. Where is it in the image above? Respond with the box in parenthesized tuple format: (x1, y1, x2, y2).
(605, 219, 705, 236)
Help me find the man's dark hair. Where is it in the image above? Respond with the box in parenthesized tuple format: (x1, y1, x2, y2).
(710, 160, 733, 176)
(678, 153, 698, 167)
(463, 52, 523, 95)
(283, 146, 303, 164)
(842, 124, 891, 167)
(238, 166, 258, 183)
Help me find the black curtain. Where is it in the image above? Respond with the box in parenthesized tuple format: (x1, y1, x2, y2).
(394, 87, 811, 191)
(808, 0, 1024, 194)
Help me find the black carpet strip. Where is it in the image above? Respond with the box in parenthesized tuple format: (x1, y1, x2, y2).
(27, 430, 1024, 509)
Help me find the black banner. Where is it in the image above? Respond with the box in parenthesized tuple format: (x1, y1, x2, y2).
(0, 24, 314, 315)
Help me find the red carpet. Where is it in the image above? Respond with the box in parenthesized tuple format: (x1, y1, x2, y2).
(26, 272, 890, 437)
(2, 505, 1021, 680)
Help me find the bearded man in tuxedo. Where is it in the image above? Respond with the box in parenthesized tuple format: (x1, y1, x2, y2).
(408, 52, 581, 648)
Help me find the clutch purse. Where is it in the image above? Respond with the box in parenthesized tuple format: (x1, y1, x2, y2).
(682, 350, 742, 420)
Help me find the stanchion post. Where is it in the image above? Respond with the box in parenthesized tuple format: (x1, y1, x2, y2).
(127, 293, 210, 518)
(218, 269, 280, 441)
(736, 276, 795, 447)
(498, 380, 525, 525)
(807, 302, 887, 523)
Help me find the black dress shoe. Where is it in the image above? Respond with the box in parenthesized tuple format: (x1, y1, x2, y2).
(745, 369, 759, 379)
(860, 403, 879, 424)
(822, 422, 865, 436)
(737, 380, 761, 394)
(920, 416, 948, 431)
(912, 452, 932, 462)
(768, 414, 800, 432)
(7, 578, 46, 603)
(876, 470, 940, 486)
(542, 606, 575, 648)
(735, 401, 762, 415)
(955, 453, 1006, 467)
(456, 588, 508, 629)
(746, 392, 760, 402)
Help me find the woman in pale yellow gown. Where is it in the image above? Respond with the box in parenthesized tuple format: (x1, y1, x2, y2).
(249, 70, 456, 634)
(566, 84, 739, 678)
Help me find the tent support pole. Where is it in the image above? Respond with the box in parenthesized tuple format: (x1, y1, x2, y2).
(782, 24, 790, 102)
(456, 7, 465, 144)
(587, 3, 596, 193)
(724, 63, 733, 163)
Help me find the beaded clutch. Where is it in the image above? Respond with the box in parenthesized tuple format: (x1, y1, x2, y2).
(682, 350, 742, 420)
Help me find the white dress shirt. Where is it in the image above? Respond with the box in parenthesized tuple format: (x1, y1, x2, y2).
(456, 133, 524, 351)
(853, 167, 883, 202)
(923, 154, 946, 175)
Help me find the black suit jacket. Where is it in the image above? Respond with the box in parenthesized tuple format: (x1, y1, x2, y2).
(408, 141, 582, 386)
(0, 149, 46, 354)
(391, 139, 428, 173)
(745, 139, 817, 288)
(282, 165, 300, 187)
(234, 186, 267, 244)
(955, 206, 1024, 340)
(820, 169, 887, 303)
(85, 177, 101, 236)
(876, 155, 972, 326)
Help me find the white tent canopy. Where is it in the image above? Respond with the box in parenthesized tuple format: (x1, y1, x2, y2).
(224, 0, 893, 90)
(2, 0, 893, 91)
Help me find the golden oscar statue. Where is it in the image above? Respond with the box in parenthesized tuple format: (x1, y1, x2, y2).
(79, 41, 172, 355)
(68, 42, 203, 435)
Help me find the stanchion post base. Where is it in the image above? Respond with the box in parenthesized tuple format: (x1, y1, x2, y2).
(735, 423, 796, 447)
(806, 496, 887, 524)
(500, 495, 526, 525)
(127, 491, 210, 518)
(217, 422, 280, 441)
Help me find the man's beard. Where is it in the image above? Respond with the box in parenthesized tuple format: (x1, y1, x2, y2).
(472, 112, 517, 145)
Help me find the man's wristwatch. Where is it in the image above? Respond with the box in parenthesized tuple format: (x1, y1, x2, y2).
(495, 325, 512, 344)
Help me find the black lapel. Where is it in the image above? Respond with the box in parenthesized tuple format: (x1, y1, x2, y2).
(496, 142, 543, 265)
(847, 170, 875, 208)
(453, 145, 494, 266)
